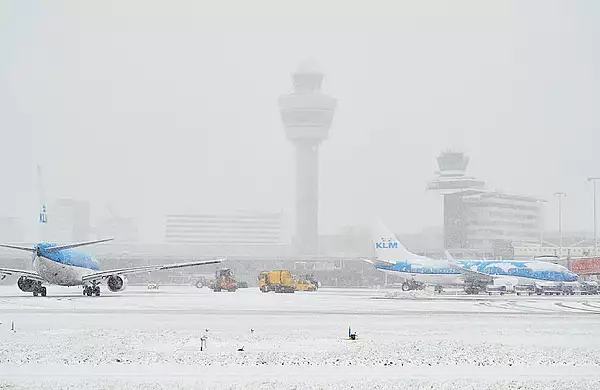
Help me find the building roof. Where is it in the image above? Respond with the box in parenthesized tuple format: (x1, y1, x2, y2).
(454, 188, 544, 203)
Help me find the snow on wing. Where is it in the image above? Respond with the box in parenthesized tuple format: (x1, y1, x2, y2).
(81, 258, 224, 283)
(0, 267, 44, 282)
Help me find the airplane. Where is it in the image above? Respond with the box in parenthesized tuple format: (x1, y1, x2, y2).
(364, 219, 579, 295)
(0, 239, 224, 297)
(0, 176, 223, 297)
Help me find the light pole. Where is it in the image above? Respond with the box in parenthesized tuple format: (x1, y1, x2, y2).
(588, 178, 600, 256)
(538, 200, 546, 251)
(553, 192, 567, 258)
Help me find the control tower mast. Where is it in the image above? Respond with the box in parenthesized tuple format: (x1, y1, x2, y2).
(278, 61, 337, 255)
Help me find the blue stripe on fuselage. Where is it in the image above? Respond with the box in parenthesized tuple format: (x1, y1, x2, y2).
(38, 243, 100, 271)
(376, 260, 578, 282)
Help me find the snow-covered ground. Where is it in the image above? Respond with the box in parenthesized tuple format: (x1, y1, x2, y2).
(1, 285, 600, 389)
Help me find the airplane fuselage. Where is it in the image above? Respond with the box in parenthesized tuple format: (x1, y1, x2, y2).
(33, 243, 99, 286)
(376, 259, 578, 287)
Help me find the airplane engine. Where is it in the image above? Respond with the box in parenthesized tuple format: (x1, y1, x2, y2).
(107, 275, 128, 292)
(17, 276, 36, 292)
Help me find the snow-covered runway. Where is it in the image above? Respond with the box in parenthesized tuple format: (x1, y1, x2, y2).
(1, 285, 600, 389)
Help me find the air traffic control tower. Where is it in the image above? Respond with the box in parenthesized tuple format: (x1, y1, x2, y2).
(427, 150, 485, 194)
(278, 61, 337, 255)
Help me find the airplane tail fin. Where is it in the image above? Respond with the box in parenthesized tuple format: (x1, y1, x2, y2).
(370, 218, 428, 263)
(37, 165, 48, 244)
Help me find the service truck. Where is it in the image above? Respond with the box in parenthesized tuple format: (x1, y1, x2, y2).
(258, 270, 295, 293)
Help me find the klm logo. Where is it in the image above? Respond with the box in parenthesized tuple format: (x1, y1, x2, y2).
(375, 238, 398, 249)
(39, 205, 47, 224)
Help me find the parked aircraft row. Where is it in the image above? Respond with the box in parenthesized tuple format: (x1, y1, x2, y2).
(364, 220, 579, 294)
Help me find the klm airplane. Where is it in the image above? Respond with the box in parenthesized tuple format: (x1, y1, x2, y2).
(365, 220, 578, 294)
(0, 204, 223, 297)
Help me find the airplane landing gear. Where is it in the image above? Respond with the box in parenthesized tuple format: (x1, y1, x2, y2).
(32, 283, 46, 297)
(402, 281, 424, 291)
(464, 285, 481, 295)
(83, 285, 101, 297)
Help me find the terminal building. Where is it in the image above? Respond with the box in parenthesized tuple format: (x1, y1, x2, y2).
(428, 150, 544, 258)
(165, 210, 285, 245)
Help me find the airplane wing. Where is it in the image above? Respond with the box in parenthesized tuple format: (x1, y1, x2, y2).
(447, 261, 494, 283)
(361, 257, 394, 266)
(81, 258, 224, 284)
(0, 267, 44, 282)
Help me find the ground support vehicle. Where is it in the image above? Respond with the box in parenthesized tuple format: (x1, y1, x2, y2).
(258, 270, 295, 293)
(514, 285, 535, 296)
(213, 268, 237, 292)
(535, 283, 562, 296)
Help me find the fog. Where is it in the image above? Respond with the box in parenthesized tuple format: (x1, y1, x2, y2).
(1, 0, 599, 242)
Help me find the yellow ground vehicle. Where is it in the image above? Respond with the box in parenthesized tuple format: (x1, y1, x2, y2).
(258, 270, 295, 293)
(295, 278, 317, 292)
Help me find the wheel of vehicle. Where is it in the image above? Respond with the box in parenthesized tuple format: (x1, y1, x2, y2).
(41, 287, 47, 297)
(401, 282, 410, 292)
(33, 291, 38, 297)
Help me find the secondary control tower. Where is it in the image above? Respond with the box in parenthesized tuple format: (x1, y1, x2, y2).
(278, 61, 337, 255)
(427, 150, 485, 193)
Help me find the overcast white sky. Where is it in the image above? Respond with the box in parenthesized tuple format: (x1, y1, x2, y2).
(1, 0, 599, 241)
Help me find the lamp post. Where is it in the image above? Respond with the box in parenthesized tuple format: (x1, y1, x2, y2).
(588, 178, 600, 256)
(538, 200, 546, 254)
(553, 192, 567, 258)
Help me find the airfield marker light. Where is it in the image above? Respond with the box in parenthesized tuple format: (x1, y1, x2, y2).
(348, 326, 357, 340)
